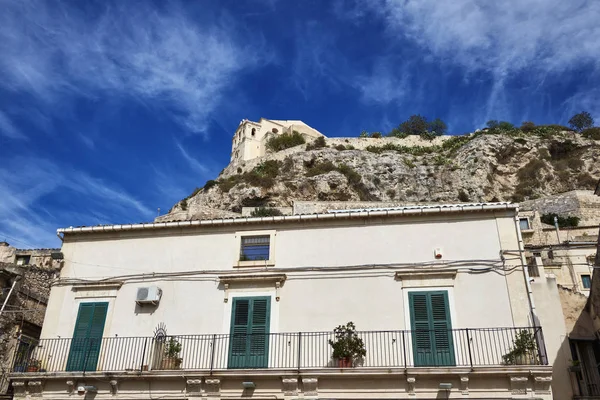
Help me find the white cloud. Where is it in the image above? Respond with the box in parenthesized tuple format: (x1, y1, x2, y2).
(0, 156, 154, 248)
(0, 0, 266, 135)
(0, 110, 26, 139)
(377, 0, 600, 77)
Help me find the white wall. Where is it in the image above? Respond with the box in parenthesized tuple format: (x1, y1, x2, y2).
(43, 213, 524, 342)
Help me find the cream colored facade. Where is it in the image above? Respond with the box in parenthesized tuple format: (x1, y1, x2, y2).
(11, 204, 554, 399)
(519, 209, 599, 398)
(230, 118, 323, 163)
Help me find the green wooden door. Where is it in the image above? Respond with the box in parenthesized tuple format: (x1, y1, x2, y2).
(228, 297, 270, 368)
(66, 302, 108, 371)
(409, 291, 455, 367)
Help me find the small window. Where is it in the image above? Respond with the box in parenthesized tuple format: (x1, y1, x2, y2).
(15, 255, 30, 265)
(240, 236, 270, 261)
(582, 275, 591, 289)
(251, 128, 256, 136)
(519, 218, 531, 231)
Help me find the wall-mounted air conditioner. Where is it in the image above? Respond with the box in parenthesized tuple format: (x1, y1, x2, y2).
(136, 286, 162, 306)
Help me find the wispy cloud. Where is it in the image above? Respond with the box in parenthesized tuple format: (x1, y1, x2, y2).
(175, 141, 211, 176)
(0, 156, 153, 248)
(0, 0, 266, 135)
(369, 0, 600, 122)
(0, 110, 26, 139)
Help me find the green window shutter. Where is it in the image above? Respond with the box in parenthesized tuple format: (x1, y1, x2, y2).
(409, 291, 455, 367)
(228, 297, 270, 369)
(66, 302, 108, 372)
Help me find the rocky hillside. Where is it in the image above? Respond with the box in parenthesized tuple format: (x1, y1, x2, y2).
(158, 128, 600, 222)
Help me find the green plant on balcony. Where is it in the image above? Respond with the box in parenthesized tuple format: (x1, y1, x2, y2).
(502, 330, 537, 365)
(26, 359, 41, 372)
(161, 337, 182, 370)
(328, 322, 366, 368)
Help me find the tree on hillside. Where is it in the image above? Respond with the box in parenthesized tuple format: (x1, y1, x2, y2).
(568, 111, 594, 132)
(399, 115, 429, 135)
(428, 118, 447, 135)
(486, 120, 514, 130)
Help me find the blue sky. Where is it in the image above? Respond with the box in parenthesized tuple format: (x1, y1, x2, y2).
(1, 0, 599, 248)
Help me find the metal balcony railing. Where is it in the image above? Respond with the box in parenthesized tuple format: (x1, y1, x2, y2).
(12, 326, 547, 373)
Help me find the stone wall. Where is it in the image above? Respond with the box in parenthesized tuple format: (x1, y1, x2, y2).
(521, 190, 600, 226)
(0, 245, 61, 394)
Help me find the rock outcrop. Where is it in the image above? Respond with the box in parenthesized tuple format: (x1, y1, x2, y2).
(157, 130, 600, 222)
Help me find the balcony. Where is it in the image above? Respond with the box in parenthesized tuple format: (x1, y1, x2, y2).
(12, 327, 547, 374)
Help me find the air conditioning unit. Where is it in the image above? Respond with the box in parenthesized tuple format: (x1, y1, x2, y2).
(136, 286, 162, 306)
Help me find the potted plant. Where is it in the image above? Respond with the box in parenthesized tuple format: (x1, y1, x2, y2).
(569, 359, 581, 372)
(26, 359, 41, 372)
(160, 337, 182, 370)
(502, 330, 538, 365)
(328, 322, 366, 368)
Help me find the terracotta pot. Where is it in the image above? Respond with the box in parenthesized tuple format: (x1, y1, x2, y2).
(338, 357, 353, 368)
(161, 357, 181, 370)
(26, 366, 39, 372)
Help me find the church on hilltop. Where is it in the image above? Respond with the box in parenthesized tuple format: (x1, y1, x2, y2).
(230, 118, 324, 163)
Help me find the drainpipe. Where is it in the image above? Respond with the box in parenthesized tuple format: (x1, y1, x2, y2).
(0, 278, 19, 318)
(514, 208, 538, 325)
(554, 216, 561, 244)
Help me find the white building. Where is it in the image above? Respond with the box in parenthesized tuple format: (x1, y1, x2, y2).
(10, 203, 555, 399)
(230, 118, 324, 164)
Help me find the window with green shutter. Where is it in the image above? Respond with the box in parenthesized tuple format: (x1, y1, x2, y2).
(66, 302, 108, 372)
(409, 291, 455, 367)
(228, 296, 271, 368)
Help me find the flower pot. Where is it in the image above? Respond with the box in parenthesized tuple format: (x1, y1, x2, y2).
(160, 357, 181, 370)
(26, 366, 39, 372)
(142, 365, 148, 371)
(515, 353, 536, 365)
(338, 357, 353, 368)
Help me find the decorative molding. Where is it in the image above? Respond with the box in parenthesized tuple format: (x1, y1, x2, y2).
(27, 380, 43, 397)
(406, 376, 416, 396)
(66, 380, 75, 395)
(220, 274, 286, 302)
(509, 375, 529, 395)
(460, 375, 469, 395)
(186, 378, 203, 397)
(72, 281, 123, 290)
(282, 377, 298, 398)
(72, 281, 122, 298)
(110, 380, 118, 396)
(395, 269, 457, 288)
(302, 377, 318, 398)
(533, 375, 552, 394)
(205, 378, 220, 399)
(12, 381, 26, 397)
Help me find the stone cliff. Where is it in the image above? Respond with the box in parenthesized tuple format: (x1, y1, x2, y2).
(157, 129, 600, 222)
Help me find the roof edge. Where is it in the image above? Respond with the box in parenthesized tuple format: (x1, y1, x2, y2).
(57, 203, 517, 236)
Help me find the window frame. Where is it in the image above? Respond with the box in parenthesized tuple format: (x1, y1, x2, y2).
(519, 217, 532, 231)
(15, 255, 31, 265)
(235, 230, 276, 267)
(582, 274, 592, 289)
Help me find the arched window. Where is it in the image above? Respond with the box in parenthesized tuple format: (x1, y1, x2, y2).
(251, 128, 256, 136)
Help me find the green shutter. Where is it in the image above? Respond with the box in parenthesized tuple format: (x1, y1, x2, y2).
(228, 297, 270, 368)
(409, 291, 455, 367)
(66, 302, 108, 371)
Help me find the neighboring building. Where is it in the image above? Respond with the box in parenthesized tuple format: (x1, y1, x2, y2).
(10, 203, 555, 399)
(519, 197, 600, 398)
(0, 243, 61, 397)
(230, 118, 323, 164)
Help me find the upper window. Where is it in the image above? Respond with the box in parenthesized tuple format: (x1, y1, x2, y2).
(519, 218, 531, 231)
(15, 255, 30, 265)
(582, 275, 592, 289)
(240, 236, 270, 261)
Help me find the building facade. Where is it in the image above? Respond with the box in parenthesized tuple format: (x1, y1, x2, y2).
(230, 118, 323, 164)
(0, 243, 61, 397)
(519, 190, 600, 399)
(10, 204, 554, 399)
